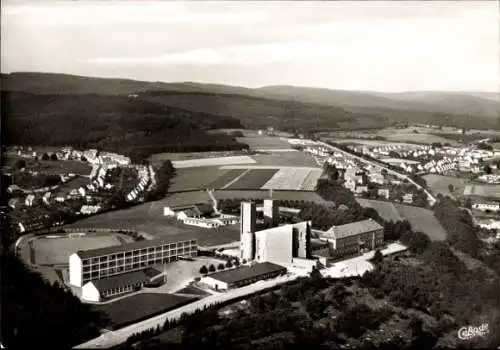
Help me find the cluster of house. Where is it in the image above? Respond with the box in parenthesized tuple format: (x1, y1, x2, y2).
(125, 165, 155, 202)
(472, 201, 500, 213)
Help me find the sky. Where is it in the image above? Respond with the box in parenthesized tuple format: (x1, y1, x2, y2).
(1, 1, 499, 92)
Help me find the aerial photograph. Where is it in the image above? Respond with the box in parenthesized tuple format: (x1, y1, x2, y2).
(1, 1, 499, 349)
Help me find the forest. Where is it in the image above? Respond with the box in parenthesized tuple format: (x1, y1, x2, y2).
(124, 240, 500, 350)
(2, 91, 248, 161)
(0, 251, 108, 348)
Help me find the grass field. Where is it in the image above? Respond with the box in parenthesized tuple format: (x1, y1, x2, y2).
(355, 199, 403, 222)
(423, 174, 469, 199)
(356, 198, 447, 241)
(93, 293, 196, 329)
(393, 204, 447, 241)
(147, 151, 245, 166)
(261, 168, 321, 191)
(464, 184, 500, 199)
(172, 156, 256, 169)
(30, 233, 132, 265)
(225, 169, 279, 190)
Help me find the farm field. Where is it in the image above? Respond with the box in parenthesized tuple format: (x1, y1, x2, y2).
(237, 135, 291, 150)
(172, 156, 256, 169)
(93, 293, 196, 329)
(356, 199, 447, 241)
(29, 233, 133, 266)
(169, 167, 230, 192)
(251, 151, 318, 167)
(464, 184, 500, 199)
(225, 169, 279, 190)
(207, 169, 247, 189)
(261, 168, 322, 191)
(423, 174, 469, 199)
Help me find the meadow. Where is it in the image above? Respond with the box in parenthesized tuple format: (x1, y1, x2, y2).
(172, 156, 256, 169)
(4, 156, 92, 175)
(169, 167, 230, 192)
(356, 198, 447, 241)
(423, 174, 469, 200)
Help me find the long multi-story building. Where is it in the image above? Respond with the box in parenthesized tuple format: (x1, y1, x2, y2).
(317, 219, 384, 260)
(69, 236, 198, 287)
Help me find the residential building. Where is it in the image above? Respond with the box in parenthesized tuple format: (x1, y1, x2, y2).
(318, 219, 384, 260)
(200, 262, 287, 291)
(69, 236, 198, 287)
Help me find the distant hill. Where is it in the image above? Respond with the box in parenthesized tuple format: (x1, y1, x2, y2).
(1, 90, 247, 161)
(259, 85, 500, 119)
(2, 72, 499, 134)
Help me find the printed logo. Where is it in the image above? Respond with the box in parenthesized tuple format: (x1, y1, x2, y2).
(458, 323, 489, 340)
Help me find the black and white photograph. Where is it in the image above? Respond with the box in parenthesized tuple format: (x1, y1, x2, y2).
(1, 1, 499, 349)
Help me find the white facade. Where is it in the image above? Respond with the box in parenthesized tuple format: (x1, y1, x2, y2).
(82, 282, 100, 302)
(200, 276, 229, 291)
(69, 253, 83, 287)
(255, 225, 293, 266)
(263, 199, 278, 226)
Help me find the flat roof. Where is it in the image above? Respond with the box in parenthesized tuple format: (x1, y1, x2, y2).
(75, 234, 198, 259)
(89, 270, 149, 292)
(206, 262, 286, 285)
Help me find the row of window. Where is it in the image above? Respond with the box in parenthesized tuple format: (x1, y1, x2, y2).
(232, 271, 285, 288)
(82, 242, 197, 264)
(82, 254, 195, 282)
(101, 283, 138, 297)
(83, 248, 196, 269)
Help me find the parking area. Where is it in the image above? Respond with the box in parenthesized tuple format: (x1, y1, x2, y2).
(147, 257, 228, 293)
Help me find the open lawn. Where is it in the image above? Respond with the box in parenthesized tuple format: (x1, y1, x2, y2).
(30, 233, 131, 265)
(225, 169, 279, 190)
(393, 204, 447, 241)
(93, 293, 196, 329)
(356, 199, 447, 241)
(169, 167, 230, 192)
(172, 156, 256, 169)
(423, 174, 469, 199)
(261, 168, 321, 191)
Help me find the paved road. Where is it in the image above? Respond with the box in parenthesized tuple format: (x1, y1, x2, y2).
(316, 141, 437, 205)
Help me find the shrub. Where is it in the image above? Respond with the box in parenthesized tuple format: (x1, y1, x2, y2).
(208, 264, 216, 273)
(199, 265, 208, 275)
(217, 263, 225, 270)
(225, 260, 233, 268)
